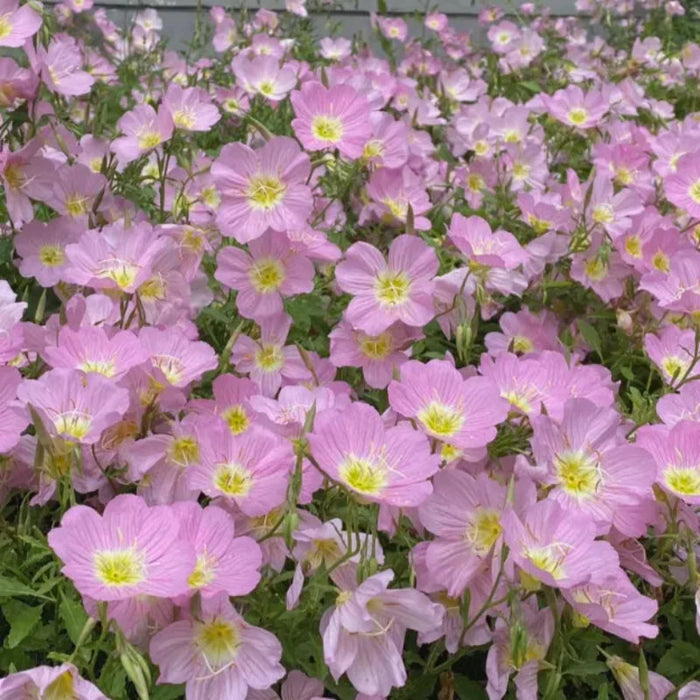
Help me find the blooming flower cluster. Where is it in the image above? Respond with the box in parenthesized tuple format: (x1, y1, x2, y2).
(1, 0, 700, 699)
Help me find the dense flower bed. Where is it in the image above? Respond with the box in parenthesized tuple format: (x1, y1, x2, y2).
(1, 0, 700, 698)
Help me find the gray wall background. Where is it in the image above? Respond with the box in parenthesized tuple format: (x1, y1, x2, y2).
(98, 0, 582, 50)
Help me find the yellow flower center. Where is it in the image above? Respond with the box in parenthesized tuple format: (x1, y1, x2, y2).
(665, 467, 700, 496)
(89, 157, 103, 173)
(374, 270, 411, 307)
(512, 162, 530, 179)
(173, 109, 196, 129)
(44, 670, 77, 700)
(65, 194, 91, 217)
(362, 139, 384, 160)
(195, 618, 240, 670)
(168, 436, 200, 466)
(567, 107, 589, 125)
(311, 115, 344, 143)
(615, 166, 634, 185)
(39, 245, 65, 267)
(339, 456, 387, 495)
(54, 411, 92, 440)
(255, 344, 284, 372)
(467, 174, 484, 192)
(624, 235, 642, 258)
(202, 185, 221, 208)
(359, 332, 394, 360)
(152, 353, 185, 385)
(94, 548, 145, 587)
(383, 198, 407, 220)
(554, 450, 601, 498)
(258, 81, 275, 96)
(527, 215, 552, 234)
(525, 544, 569, 579)
(247, 174, 286, 211)
(592, 204, 615, 225)
(249, 258, 285, 293)
(465, 508, 502, 556)
(511, 335, 534, 353)
(3, 163, 24, 188)
(306, 538, 343, 569)
(222, 405, 250, 434)
(97, 259, 139, 290)
(0, 15, 13, 40)
(502, 389, 534, 414)
(440, 443, 463, 463)
(213, 462, 253, 497)
(79, 358, 116, 377)
(584, 257, 608, 281)
(188, 553, 216, 588)
(661, 356, 688, 380)
(652, 251, 670, 272)
(138, 131, 163, 150)
(417, 401, 464, 438)
(689, 179, 700, 205)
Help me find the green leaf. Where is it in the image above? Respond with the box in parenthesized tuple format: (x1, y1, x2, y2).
(59, 593, 89, 645)
(151, 685, 186, 700)
(0, 575, 52, 601)
(454, 675, 488, 700)
(577, 320, 603, 360)
(2, 600, 44, 648)
(564, 661, 609, 677)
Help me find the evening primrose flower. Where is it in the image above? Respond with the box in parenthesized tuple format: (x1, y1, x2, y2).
(215, 229, 314, 321)
(389, 359, 507, 450)
(187, 422, 293, 516)
(212, 136, 312, 242)
(335, 234, 438, 335)
(291, 81, 371, 159)
(110, 104, 174, 165)
(47, 494, 195, 601)
(308, 402, 439, 507)
(173, 501, 262, 599)
(0, 0, 42, 48)
(0, 664, 107, 699)
(150, 594, 284, 700)
(18, 369, 129, 445)
(14, 217, 81, 287)
(43, 325, 149, 380)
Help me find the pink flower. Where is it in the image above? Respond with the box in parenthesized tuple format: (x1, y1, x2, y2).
(541, 85, 609, 129)
(232, 54, 297, 101)
(321, 569, 443, 697)
(319, 37, 351, 61)
(644, 324, 696, 384)
(562, 569, 658, 643)
(215, 230, 314, 320)
(0, 664, 107, 699)
(139, 327, 217, 388)
(657, 382, 700, 426)
(42, 325, 148, 379)
(162, 84, 220, 132)
(111, 105, 174, 165)
(0, 0, 41, 47)
(14, 217, 81, 287)
(48, 164, 107, 221)
(150, 594, 284, 699)
(388, 359, 507, 451)
(291, 81, 371, 159)
(48, 494, 195, 601)
(529, 399, 656, 535)
(329, 320, 420, 389)
(376, 16, 408, 41)
(502, 499, 619, 589)
(65, 221, 168, 294)
(335, 235, 437, 335)
(18, 369, 129, 444)
(637, 421, 700, 504)
(665, 152, 700, 217)
(231, 314, 311, 396)
(363, 167, 432, 230)
(38, 34, 94, 96)
(448, 214, 526, 270)
(417, 470, 509, 597)
(0, 56, 37, 108)
(187, 423, 293, 516)
(484, 308, 561, 356)
(173, 501, 262, 598)
(0, 366, 28, 452)
(486, 602, 553, 700)
(608, 656, 674, 700)
(212, 136, 312, 242)
(308, 402, 439, 507)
